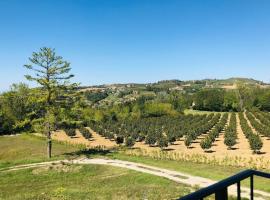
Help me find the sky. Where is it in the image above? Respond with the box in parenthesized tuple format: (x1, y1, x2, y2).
(0, 0, 270, 91)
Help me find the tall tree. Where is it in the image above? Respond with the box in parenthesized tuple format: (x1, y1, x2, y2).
(24, 47, 77, 158)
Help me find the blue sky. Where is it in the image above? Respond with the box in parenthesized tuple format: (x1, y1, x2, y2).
(0, 0, 270, 91)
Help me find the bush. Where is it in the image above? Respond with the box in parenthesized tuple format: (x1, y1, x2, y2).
(145, 133, 157, 146)
(200, 137, 212, 152)
(249, 134, 263, 154)
(224, 133, 237, 149)
(125, 137, 135, 148)
(80, 127, 92, 139)
(137, 134, 145, 142)
(58, 120, 83, 129)
(224, 113, 237, 149)
(65, 128, 76, 137)
(116, 135, 124, 144)
(107, 132, 114, 140)
(184, 135, 192, 148)
(158, 136, 168, 150)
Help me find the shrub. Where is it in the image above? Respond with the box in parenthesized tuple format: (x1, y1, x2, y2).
(184, 135, 192, 148)
(80, 127, 92, 139)
(224, 133, 237, 149)
(65, 128, 76, 137)
(167, 132, 176, 144)
(116, 135, 124, 144)
(145, 133, 157, 146)
(58, 120, 83, 129)
(249, 134, 263, 154)
(125, 136, 135, 148)
(107, 132, 114, 140)
(137, 134, 145, 142)
(224, 113, 237, 149)
(200, 137, 212, 152)
(158, 136, 168, 150)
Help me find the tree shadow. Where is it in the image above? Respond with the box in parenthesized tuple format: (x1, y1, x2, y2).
(64, 148, 112, 159)
(256, 151, 266, 155)
(204, 150, 215, 153)
(127, 147, 140, 150)
(162, 148, 175, 151)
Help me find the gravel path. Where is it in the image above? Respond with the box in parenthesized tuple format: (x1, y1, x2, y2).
(2, 158, 270, 199)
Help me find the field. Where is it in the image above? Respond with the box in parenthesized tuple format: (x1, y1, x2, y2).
(1, 164, 191, 200)
(0, 135, 191, 200)
(2, 129, 270, 199)
(52, 111, 270, 170)
(0, 134, 82, 168)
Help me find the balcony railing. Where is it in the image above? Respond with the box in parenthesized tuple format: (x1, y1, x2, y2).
(179, 169, 270, 200)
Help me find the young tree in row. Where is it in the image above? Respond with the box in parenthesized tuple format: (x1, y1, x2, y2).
(24, 47, 77, 158)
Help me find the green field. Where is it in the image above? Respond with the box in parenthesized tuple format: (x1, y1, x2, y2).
(105, 153, 270, 193)
(0, 134, 267, 199)
(0, 134, 82, 168)
(0, 164, 191, 200)
(0, 135, 191, 200)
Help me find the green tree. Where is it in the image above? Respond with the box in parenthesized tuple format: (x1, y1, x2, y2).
(194, 89, 224, 111)
(125, 136, 135, 148)
(24, 47, 77, 158)
(257, 91, 270, 111)
(158, 136, 168, 150)
(0, 83, 36, 134)
(200, 137, 212, 152)
(224, 132, 237, 150)
(223, 90, 240, 112)
(184, 135, 192, 148)
(249, 134, 263, 154)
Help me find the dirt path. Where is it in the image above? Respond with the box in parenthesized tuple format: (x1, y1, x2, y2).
(1, 158, 270, 200)
(234, 113, 251, 154)
(211, 113, 231, 153)
(51, 128, 116, 148)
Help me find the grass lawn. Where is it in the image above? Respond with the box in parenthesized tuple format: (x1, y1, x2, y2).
(0, 134, 268, 199)
(101, 152, 270, 193)
(0, 134, 81, 168)
(0, 164, 191, 200)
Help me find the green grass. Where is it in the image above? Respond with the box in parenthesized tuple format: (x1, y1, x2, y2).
(0, 134, 269, 199)
(0, 164, 191, 200)
(0, 134, 81, 168)
(101, 152, 270, 193)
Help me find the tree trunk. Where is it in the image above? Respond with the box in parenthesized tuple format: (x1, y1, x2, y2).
(47, 131, 52, 158)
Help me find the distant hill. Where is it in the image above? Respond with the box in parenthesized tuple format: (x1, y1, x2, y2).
(80, 77, 269, 92)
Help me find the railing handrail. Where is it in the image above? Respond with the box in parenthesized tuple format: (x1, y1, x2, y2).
(179, 169, 270, 200)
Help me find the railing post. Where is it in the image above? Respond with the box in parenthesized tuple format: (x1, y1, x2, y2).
(237, 181, 241, 200)
(215, 187, 228, 200)
(250, 175, 254, 200)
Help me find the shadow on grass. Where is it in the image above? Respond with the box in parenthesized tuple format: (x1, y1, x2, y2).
(162, 148, 175, 151)
(204, 150, 216, 153)
(256, 151, 266, 155)
(64, 148, 113, 159)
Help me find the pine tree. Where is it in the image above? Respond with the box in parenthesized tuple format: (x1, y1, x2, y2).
(24, 47, 77, 158)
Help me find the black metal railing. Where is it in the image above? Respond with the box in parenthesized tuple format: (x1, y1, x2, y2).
(179, 169, 270, 200)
